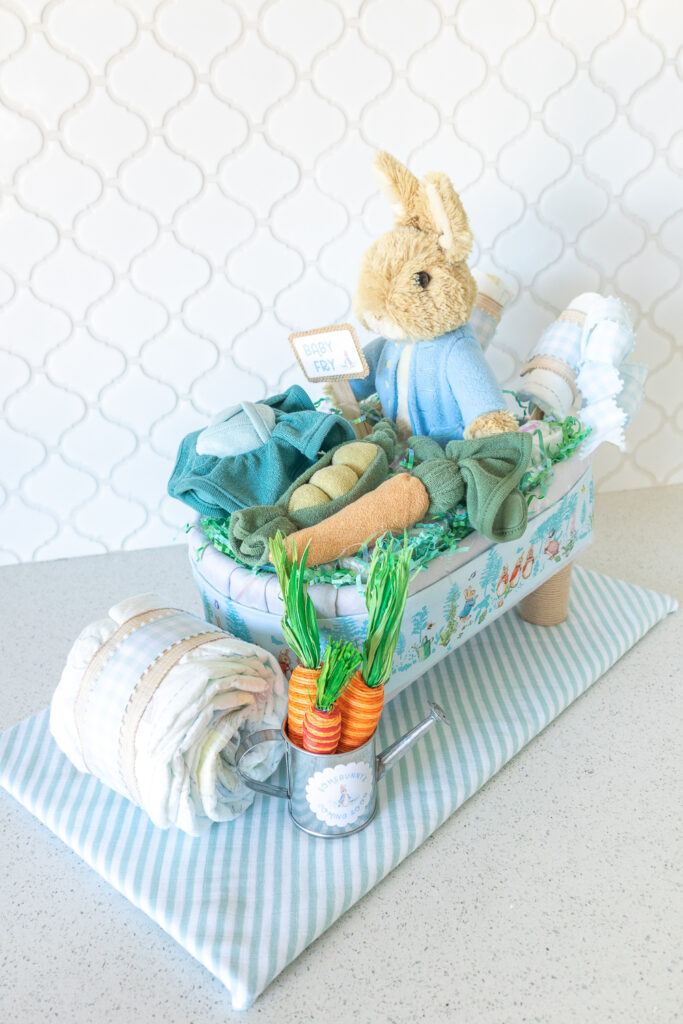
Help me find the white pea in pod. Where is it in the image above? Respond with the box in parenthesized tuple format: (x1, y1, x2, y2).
(286, 442, 379, 513)
(288, 484, 331, 513)
(331, 441, 377, 476)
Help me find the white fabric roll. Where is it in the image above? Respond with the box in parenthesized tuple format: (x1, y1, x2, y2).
(50, 594, 287, 835)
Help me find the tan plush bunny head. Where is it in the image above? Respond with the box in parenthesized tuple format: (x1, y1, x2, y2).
(354, 151, 477, 343)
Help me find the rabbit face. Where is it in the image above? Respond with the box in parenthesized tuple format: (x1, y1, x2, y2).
(354, 152, 477, 343)
(354, 227, 476, 343)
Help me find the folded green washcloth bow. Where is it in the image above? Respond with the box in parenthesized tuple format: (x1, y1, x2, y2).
(410, 431, 532, 543)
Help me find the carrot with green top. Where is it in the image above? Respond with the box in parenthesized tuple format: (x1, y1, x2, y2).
(302, 640, 360, 755)
(269, 533, 320, 748)
(337, 536, 413, 752)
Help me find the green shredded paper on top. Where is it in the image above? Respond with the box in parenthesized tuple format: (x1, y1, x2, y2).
(198, 409, 591, 589)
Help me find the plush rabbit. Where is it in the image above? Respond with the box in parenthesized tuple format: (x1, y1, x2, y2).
(345, 151, 518, 443)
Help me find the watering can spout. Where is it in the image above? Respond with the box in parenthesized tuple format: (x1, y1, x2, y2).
(376, 702, 449, 781)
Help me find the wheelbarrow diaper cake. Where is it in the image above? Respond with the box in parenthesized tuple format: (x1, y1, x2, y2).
(179, 150, 645, 702)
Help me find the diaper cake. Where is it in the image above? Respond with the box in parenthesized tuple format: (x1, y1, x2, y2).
(170, 150, 645, 706)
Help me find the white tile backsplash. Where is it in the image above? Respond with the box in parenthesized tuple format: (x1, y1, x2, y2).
(0, 0, 681, 562)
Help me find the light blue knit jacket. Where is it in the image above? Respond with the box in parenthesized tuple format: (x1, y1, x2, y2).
(349, 325, 506, 443)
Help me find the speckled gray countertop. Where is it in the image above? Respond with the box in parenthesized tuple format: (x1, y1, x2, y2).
(1, 485, 681, 1024)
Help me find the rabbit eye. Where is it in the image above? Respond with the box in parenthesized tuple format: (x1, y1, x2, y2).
(414, 271, 431, 288)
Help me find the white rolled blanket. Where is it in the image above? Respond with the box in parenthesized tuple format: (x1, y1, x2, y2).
(50, 594, 287, 835)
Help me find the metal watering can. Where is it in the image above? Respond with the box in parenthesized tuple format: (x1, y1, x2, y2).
(236, 703, 448, 838)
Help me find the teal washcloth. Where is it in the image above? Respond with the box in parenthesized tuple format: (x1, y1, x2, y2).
(411, 431, 532, 542)
(168, 386, 355, 517)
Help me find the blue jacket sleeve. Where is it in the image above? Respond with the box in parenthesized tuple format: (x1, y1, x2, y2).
(349, 337, 384, 401)
(447, 329, 506, 427)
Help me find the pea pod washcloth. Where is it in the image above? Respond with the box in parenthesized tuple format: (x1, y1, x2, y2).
(411, 431, 532, 542)
(227, 420, 397, 566)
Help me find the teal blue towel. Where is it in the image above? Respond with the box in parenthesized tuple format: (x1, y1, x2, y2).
(168, 386, 355, 517)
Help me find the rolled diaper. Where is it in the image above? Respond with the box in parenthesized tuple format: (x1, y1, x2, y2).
(517, 293, 646, 454)
(50, 594, 287, 835)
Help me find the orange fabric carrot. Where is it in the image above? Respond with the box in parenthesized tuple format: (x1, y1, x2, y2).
(336, 670, 384, 752)
(280, 474, 429, 567)
(268, 535, 321, 748)
(286, 666, 319, 748)
(338, 537, 413, 751)
(302, 706, 342, 755)
(302, 640, 360, 755)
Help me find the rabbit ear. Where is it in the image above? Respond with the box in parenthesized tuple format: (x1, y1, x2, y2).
(373, 150, 422, 228)
(421, 171, 473, 263)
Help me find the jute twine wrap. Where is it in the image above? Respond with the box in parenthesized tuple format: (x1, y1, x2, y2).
(518, 563, 573, 627)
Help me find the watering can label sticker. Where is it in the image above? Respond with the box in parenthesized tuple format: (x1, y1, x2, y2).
(305, 761, 373, 827)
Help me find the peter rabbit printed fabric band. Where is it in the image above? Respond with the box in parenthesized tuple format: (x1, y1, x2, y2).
(520, 354, 579, 401)
(75, 611, 223, 795)
(473, 292, 502, 319)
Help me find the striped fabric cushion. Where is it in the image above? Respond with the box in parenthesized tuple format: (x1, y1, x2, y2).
(0, 568, 675, 1010)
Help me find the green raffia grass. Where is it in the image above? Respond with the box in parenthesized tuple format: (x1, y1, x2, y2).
(200, 512, 471, 589)
(362, 534, 413, 688)
(315, 640, 360, 711)
(268, 533, 320, 669)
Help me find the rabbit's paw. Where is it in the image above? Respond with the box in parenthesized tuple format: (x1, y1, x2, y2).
(463, 410, 518, 439)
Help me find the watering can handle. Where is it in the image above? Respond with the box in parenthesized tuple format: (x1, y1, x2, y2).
(236, 729, 288, 799)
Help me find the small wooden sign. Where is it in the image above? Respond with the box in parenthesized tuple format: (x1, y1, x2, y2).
(288, 323, 369, 383)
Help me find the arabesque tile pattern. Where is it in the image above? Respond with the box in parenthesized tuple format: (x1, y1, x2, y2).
(1, 0, 681, 562)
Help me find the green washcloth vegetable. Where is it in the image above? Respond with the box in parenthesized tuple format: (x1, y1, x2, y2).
(411, 431, 532, 543)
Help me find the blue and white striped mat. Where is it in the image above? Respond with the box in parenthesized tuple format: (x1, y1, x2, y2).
(0, 569, 676, 1010)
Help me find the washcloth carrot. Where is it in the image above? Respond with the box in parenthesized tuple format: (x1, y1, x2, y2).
(280, 474, 429, 567)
